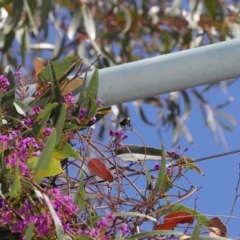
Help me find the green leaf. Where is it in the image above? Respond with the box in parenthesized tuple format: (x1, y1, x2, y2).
(10, 174, 21, 198)
(55, 104, 66, 146)
(76, 235, 94, 240)
(87, 96, 97, 118)
(74, 171, 86, 212)
(155, 142, 166, 193)
(82, 5, 96, 40)
(27, 157, 62, 178)
(125, 230, 183, 240)
(13, 99, 32, 116)
(63, 123, 83, 131)
(3, 0, 23, 35)
(23, 0, 38, 36)
(56, 142, 82, 161)
(25, 222, 34, 240)
(30, 102, 58, 137)
(33, 129, 57, 183)
(160, 204, 209, 227)
(190, 224, 201, 240)
(68, 7, 82, 39)
(114, 212, 156, 222)
(185, 163, 204, 175)
(79, 70, 99, 110)
(203, 0, 221, 20)
(48, 60, 63, 126)
(40, 0, 52, 34)
(39, 55, 82, 83)
(116, 145, 180, 162)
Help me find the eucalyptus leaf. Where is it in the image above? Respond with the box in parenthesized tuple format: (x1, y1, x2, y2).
(116, 145, 180, 162)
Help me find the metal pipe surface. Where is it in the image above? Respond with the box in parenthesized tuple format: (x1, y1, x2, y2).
(28, 39, 240, 106)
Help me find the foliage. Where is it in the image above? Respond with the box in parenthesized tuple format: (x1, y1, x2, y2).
(0, 0, 238, 146)
(0, 56, 230, 239)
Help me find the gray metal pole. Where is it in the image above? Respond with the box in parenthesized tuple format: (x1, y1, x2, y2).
(28, 39, 240, 106)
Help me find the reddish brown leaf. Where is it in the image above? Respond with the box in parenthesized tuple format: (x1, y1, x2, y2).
(154, 211, 194, 230)
(88, 158, 114, 182)
(34, 58, 44, 82)
(60, 77, 83, 95)
(209, 217, 227, 237)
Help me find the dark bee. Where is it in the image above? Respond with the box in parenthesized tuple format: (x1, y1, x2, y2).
(120, 118, 131, 128)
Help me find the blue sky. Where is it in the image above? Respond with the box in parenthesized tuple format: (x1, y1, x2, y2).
(118, 77, 240, 237)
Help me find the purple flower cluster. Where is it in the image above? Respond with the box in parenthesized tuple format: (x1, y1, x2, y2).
(77, 213, 115, 239)
(0, 75, 10, 94)
(120, 223, 130, 236)
(62, 92, 75, 106)
(79, 108, 87, 120)
(109, 130, 128, 147)
(3, 134, 43, 177)
(0, 189, 79, 239)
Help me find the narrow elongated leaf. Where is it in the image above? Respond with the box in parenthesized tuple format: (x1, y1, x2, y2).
(74, 171, 86, 212)
(55, 103, 66, 146)
(114, 212, 156, 222)
(82, 5, 96, 40)
(76, 235, 94, 240)
(155, 142, 166, 193)
(25, 222, 34, 240)
(125, 230, 183, 240)
(30, 103, 58, 137)
(68, 8, 82, 39)
(11, 175, 21, 197)
(116, 145, 180, 162)
(79, 70, 99, 109)
(42, 192, 65, 240)
(33, 129, 56, 184)
(48, 60, 63, 126)
(190, 224, 201, 240)
(139, 106, 155, 126)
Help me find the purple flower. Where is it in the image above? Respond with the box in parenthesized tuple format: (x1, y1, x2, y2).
(15, 71, 21, 77)
(90, 117, 96, 123)
(0, 75, 10, 94)
(154, 163, 160, 170)
(23, 118, 34, 127)
(32, 106, 42, 115)
(44, 127, 52, 137)
(96, 98, 103, 106)
(63, 93, 75, 106)
(107, 213, 115, 221)
(171, 151, 177, 158)
(120, 223, 130, 236)
(97, 217, 108, 228)
(109, 129, 116, 136)
(78, 108, 88, 119)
